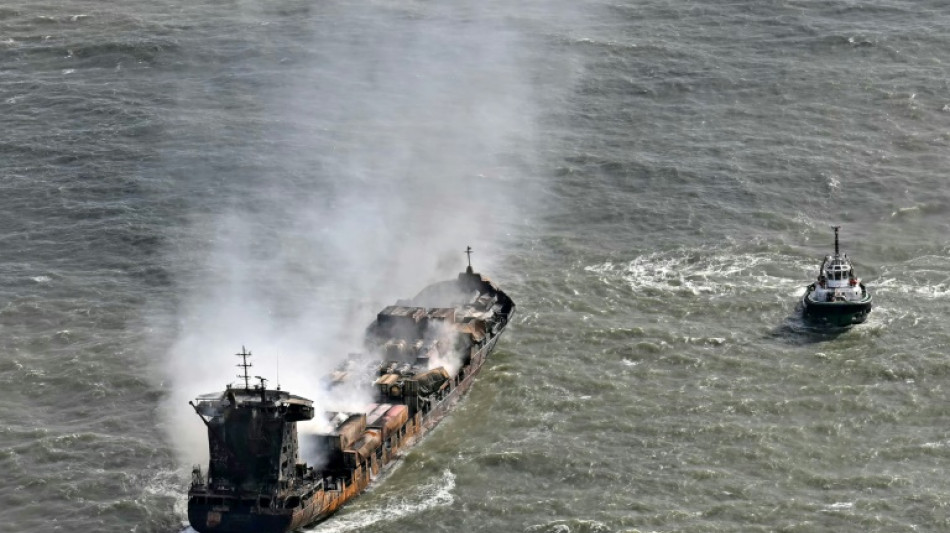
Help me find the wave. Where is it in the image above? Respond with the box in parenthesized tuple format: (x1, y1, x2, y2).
(305, 469, 456, 533)
(177, 469, 457, 533)
(874, 254, 950, 299)
(874, 277, 950, 299)
(524, 519, 612, 533)
(584, 248, 810, 297)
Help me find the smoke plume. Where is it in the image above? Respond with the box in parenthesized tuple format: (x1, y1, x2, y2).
(154, 3, 542, 468)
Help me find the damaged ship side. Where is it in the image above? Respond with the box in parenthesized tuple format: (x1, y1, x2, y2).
(187, 259, 515, 533)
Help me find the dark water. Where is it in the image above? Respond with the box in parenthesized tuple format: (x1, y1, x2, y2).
(3, 1, 950, 532)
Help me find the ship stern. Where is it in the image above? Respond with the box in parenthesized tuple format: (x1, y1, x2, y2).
(188, 500, 293, 533)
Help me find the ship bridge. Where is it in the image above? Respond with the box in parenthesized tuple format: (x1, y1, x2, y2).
(820, 255, 854, 288)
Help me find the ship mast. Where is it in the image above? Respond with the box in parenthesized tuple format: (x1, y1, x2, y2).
(236, 346, 252, 390)
(833, 225, 840, 256)
(465, 245, 474, 274)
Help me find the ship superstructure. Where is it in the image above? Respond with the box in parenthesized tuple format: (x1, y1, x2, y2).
(187, 249, 515, 532)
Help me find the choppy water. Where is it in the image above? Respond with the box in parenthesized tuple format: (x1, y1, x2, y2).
(3, 1, 950, 532)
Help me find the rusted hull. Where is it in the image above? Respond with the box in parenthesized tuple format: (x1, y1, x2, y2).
(308, 322, 511, 525)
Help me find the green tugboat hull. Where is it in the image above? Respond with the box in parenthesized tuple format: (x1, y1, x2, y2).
(802, 284, 873, 327)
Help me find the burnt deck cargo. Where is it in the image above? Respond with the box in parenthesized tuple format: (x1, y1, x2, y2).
(187, 259, 514, 533)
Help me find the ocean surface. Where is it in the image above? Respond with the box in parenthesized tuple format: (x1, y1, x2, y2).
(3, 1, 950, 532)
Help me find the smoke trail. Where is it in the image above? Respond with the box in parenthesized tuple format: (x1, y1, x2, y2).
(155, 3, 543, 467)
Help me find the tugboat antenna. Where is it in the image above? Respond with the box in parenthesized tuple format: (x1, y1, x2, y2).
(236, 346, 252, 390)
(833, 225, 841, 256)
(465, 245, 474, 274)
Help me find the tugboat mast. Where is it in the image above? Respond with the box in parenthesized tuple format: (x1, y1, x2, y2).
(236, 346, 252, 390)
(833, 225, 840, 256)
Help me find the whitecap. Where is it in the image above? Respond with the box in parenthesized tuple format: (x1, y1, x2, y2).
(586, 249, 811, 297)
(524, 519, 611, 533)
(306, 469, 455, 533)
(874, 279, 950, 299)
(890, 205, 921, 218)
(823, 501, 854, 511)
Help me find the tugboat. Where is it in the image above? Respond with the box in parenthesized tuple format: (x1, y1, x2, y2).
(186, 248, 515, 532)
(801, 226, 872, 327)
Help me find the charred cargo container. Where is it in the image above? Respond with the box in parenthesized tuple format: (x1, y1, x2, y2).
(187, 252, 514, 533)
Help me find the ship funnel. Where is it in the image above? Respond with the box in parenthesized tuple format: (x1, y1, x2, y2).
(255, 375, 268, 403)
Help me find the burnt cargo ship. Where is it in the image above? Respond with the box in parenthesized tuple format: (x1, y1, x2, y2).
(186, 252, 514, 533)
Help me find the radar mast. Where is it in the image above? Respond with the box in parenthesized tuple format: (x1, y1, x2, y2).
(236, 346, 252, 390)
(833, 225, 840, 256)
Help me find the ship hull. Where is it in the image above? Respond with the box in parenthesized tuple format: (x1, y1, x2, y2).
(802, 284, 872, 327)
(187, 504, 291, 533)
(307, 318, 511, 524)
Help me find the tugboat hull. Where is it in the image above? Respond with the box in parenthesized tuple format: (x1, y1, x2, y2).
(802, 284, 873, 327)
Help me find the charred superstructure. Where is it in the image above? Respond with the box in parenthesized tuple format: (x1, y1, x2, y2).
(187, 250, 515, 533)
(187, 348, 319, 532)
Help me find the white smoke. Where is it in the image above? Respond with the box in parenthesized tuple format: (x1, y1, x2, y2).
(155, 3, 543, 468)
(424, 320, 466, 377)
